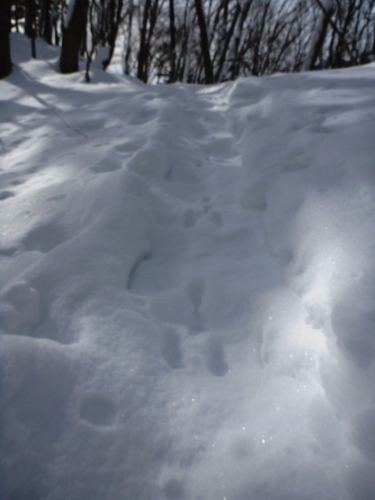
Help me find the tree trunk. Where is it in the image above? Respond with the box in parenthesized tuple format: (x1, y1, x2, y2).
(215, 3, 240, 81)
(0, 0, 12, 78)
(124, 1, 134, 75)
(25, 0, 37, 58)
(137, 0, 152, 81)
(60, 0, 89, 74)
(102, 0, 124, 70)
(169, 0, 176, 82)
(182, 3, 193, 83)
(195, 0, 213, 83)
(40, 0, 53, 44)
(14, 0, 20, 33)
(230, 0, 252, 80)
(304, 0, 334, 70)
(143, 0, 159, 81)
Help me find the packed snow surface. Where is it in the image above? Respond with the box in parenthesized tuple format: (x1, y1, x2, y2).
(1, 35, 375, 500)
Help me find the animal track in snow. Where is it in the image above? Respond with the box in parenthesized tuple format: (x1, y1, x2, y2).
(161, 478, 184, 500)
(90, 158, 121, 174)
(161, 329, 184, 369)
(0, 190, 15, 200)
(80, 394, 116, 426)
(77, 117, 106, 132)
(8, 485, 41, 500)
(241, 180, 268, 211)
(115, 139, 143, 154)
(352, 407, 375, 462)
(130, 108, 158, 125)
(0, 280, 69, 345)
(46, 194, 67, 203)
(205, 338, 228, 377)
(0, 246, 17, 257)
(27, 166, 40, 174)
(208, 211, 223, 227)
(200, 134, 236, 159)
(128, 142, 170, 179)
(186, 278, 205, 333)
(183, 200, 223, 229)
(280, 146, 311, 172)
(0, 282, 40, 335)
(186, 277, 205, 310)
(22, 223, 68, 253)
(9, 349, 76, 438)
(183, 209, 196, 228)
(127, 251, 152, 290)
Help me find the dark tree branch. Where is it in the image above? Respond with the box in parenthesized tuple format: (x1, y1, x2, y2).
(195, 0, 213, 83)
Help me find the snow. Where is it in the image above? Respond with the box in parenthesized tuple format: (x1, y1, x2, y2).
(1, 34, 375, 500)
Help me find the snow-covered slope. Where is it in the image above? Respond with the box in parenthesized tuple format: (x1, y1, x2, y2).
(1, 34, 375, 500)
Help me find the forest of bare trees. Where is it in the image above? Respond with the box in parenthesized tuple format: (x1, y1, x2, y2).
(1, 0, 375, 82)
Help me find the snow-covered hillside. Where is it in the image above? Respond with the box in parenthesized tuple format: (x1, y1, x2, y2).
(1, 34, 375, 500)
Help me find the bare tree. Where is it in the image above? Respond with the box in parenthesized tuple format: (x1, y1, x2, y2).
(304, 1, 334, 70)
(214, 0, 241, 81)
(0, 0, 12, 79)
(137, 0, 152, 81)
(169, 0, 177, 81)
(5, 0, 375, 83)
(102, 0, 124, 69)
(137, 0, 161, 82)
(313, 0, 357, 67)
(195, 0, 213, 82)
(25, 0, 37, 58)
(40, 0, 53, 44)
(124, 0, 134, 74)
(85, 0, 101, 81)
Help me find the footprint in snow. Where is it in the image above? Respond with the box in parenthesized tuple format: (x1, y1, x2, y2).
(0, 246, 17, 257)
(0, 282, 40, 335)
(115, 139, 143, 154)
(77, 117, 106, 132)
(80, 394, 116, 427)
(161, 328, 184, 369)
(27, 166, 40, 174)
(11, 179, 25, 186)
(130, 107, 158, 125)
(241, 180, 268, 211)
(22, 223, 68, 253)
(46, 194, 67, 203)
(205, 337, 228, 377)
(280, 146, 311, 172)
(183, 200, 223, 228)
(162, 478, 184, 500)
(352, 407, 375, 462)
(90, 157, 121, 174)
(127, 251, 151, 290)
(208, 211, 223, 227)
(186, 277, 206, 334)
(183, 208, 196, 228)
(202, 195, 220, 217)
(0, 190, 15, 200)
(186, 277, 205, 310)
